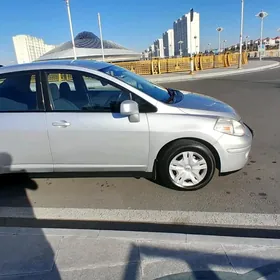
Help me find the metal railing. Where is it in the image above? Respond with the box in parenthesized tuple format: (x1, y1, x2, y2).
(115, 52, 248, 75)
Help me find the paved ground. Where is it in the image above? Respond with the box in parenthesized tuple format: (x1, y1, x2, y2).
(1, 227, 280, 279)
(1, 59, 280, 216)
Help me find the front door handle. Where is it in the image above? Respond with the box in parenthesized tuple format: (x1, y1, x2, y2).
(52, 120, 71, 128)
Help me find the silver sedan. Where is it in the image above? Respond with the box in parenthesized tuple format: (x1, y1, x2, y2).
(0, 60, 253, 190)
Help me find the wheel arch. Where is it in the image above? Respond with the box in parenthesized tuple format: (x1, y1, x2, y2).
(155, 137, 221, 172)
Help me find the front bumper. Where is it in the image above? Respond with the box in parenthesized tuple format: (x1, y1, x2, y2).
(244, 122, 254, 137)
(214, 123, 253, 173)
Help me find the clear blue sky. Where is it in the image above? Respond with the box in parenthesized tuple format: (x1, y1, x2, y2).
(0, 0, 279, 64)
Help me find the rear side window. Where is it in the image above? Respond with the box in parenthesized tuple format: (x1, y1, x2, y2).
(0, 72, 42, 112)
(47, 73, 76, 91)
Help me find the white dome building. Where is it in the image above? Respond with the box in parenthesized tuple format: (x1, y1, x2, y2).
(38, 31, 140, 62)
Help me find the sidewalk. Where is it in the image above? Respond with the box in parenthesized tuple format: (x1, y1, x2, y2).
(1, 227, 280, 279)
(146, 60, 280, 83)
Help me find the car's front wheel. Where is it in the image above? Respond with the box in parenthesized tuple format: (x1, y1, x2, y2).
(157, 140, 216, 190)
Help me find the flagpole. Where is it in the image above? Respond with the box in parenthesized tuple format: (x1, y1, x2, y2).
(65, 0, 77, 60)
(98, 13, 105, 61)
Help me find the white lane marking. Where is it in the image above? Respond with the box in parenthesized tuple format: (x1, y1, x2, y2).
(1, 207, 280, 227)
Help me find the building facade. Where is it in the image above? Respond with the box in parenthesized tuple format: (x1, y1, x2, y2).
(173, 12, 200, 56)
(154, 38, 164, 58)
(163, 29, 174, 57)
(13, 35, 56, 64)
(149, 44, 155, 58)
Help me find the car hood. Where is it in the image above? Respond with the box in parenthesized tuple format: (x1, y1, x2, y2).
(171, 90, 241, 120)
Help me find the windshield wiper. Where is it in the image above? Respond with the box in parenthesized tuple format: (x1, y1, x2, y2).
(166, 88, 176, 104)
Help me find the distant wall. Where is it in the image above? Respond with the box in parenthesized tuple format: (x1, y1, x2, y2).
(248, 50, 280, 58)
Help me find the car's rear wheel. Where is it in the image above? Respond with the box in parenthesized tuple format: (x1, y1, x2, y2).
(157, 140, 216, 190)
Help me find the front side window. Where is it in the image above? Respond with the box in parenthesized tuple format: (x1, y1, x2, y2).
(0, 72, 41, 112)
(99, 65, 171, 103)
(46, 71, 130, 112)
(82, 74, 130, 112)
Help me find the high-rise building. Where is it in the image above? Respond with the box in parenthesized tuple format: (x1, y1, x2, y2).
(154, 38, 164, 58)
(149, 44, 155, 58)
(173, 12, 200, 56)
(163, 29, 174, 57)
(12, 35, 56, 64)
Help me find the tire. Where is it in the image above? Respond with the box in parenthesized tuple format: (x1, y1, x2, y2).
(157, 139, 216, 191)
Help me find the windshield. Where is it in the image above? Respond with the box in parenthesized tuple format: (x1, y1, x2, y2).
(99, 65, 170, 103)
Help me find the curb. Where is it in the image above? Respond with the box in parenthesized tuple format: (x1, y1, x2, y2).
(1, 227, 280, 246)
(147, 61, 280, 83)
(1, 207, 280, 228)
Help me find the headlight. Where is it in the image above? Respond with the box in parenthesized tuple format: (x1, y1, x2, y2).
(214, 118, 245, 136)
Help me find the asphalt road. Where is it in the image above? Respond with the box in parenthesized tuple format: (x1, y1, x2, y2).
(1, 62, 280, 214)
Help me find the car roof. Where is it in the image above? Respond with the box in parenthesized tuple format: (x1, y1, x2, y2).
(0, 60, 112, 74)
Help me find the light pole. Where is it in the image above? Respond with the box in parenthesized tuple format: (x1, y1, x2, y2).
(245, 36, 250, 52)
(256, 10, 268, 61)
(216, 27, 223, 53)
(277, 28, 280, 57)
(64, 0, 77, 60)
(238, 0, 244, 69)
(178, 41, 183, 56)
(207, 43, 211, 53)
(223, 40, 227, 51)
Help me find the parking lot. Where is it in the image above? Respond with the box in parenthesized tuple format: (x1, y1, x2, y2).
(1, 61, 280, 215)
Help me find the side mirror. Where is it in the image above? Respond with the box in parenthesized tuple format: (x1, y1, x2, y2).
(120, 100, 140, 123)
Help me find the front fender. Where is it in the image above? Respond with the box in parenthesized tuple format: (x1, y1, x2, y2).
(146, 114, 223, 172)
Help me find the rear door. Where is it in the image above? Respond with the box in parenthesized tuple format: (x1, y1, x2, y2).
(0, 71, 53, 173)
(42, 69, 150, 172)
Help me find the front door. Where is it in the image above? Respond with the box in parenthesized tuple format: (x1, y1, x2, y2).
(43, 70, 150, 172)
(0, 71, 53, 173)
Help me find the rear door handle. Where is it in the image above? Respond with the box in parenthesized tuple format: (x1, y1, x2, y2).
(52, 120, 71, 128)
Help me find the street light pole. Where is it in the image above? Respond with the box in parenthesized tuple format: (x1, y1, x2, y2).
(245, 36, 249, 52)
(260, 16, 264, 60)
(238, 0, 244, 69)
(208, 43, 211, 52)
(219, 32, 221, 52)
(256, 11, 268, 61)
(277, 28, 280, 57)
(223, 40, 227, 51)
(178, 41, 183, 56)
(65, 0, 77, 60)
(189, 19, 194, 73)
(216, 27, 223, 53)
